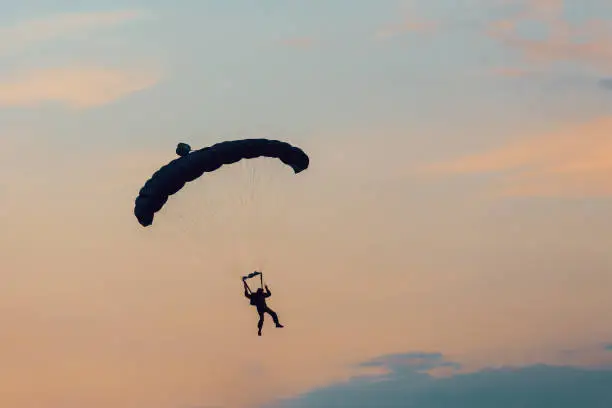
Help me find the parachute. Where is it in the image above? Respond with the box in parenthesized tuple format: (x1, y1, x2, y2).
(133, 138, 310, 227)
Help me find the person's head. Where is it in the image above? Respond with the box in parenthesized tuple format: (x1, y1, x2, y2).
(256, 288, 264, 294)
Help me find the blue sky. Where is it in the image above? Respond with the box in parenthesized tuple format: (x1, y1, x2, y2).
(2, 0, 610, 155)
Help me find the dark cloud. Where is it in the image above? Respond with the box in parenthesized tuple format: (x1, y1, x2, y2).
(605, 344, 612, 352)
(598, 78, 612, 90)
(263, 352, 612, 408)
(357, 352, 461, 372)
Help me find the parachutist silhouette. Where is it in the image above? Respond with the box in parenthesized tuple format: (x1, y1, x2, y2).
(243, 281, 283, 336)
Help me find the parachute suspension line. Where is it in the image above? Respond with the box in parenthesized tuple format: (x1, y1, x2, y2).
(249, 160, 267, 272)
(242, 271, 264, 293)
(175, 218, 204, 268)
(161, 176, 231, 271)
(237, 158, 292, 273)
(231, 160, 249, 270)
(255, 160, 268, 272)
(134, 138, 309, 229)
(232, 158, 267, 273)
(164, 205, 210, 270)
(133, 138, 310, 276)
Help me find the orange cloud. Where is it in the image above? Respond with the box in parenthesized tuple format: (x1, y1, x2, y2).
(280, 37, 315, 49)
(0, 10, 151, 54)
(486, 0, 612, 73)
(488, 67, 535, 77)
(375, 0, 438, 39)
(420, 116, 612, 197)
(0, 67, 161, 108)
(376, 19, 438, 39)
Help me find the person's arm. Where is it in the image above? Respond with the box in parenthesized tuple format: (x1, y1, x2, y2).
(264, 285, 271, 297)
(243, 281, 251, 298)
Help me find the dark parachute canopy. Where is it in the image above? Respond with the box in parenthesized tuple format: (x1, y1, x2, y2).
(134, 138, 309, 227)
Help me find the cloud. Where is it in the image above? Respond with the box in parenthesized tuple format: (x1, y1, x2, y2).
(266, 351, 612, 408)
(374, 0, 438, 39)
(556, 343, 612, 368)
(598, 78, 612, 89)
(375, 18, 438, 39)
(0, 10, 150, 54)
(487, 66, 537, 77)
(279, 37, 316, 49)
(0, 66, 161, 108)
(418, 116, 612, 197)
(355, 352, 463, 379)
(358, 352, 461, 372)
(486, 0, 612, 74)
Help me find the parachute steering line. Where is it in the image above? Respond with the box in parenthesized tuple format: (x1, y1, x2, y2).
(242, 271, 264, 295)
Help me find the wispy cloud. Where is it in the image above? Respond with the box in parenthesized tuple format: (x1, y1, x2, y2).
(358, 352, 461, 373)
(419, 116, 612, 197)
(0, 67, 161, 108)
(598, 78, 612, 90)
(375, 18, 438, 39)
(487, 66, 537, 77)
(279, 37, 316, 49)
(486, 0, 612, 74)
(0, 10, 151, 54)
(375, 0, 438, 40)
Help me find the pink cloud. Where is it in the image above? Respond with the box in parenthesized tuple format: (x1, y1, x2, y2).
(0, 10, 152, 54)
(0, 66, 161, 108)
(375, 0, 438, 39)
(376, 19, 438, 39)
(279, 37, 315, 49)
(486, 0, 612, 73)
(419, 115, 612, 197)
(488, 66, 535, 77)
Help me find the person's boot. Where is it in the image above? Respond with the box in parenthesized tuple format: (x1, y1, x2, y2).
(275, 323, 284, 328)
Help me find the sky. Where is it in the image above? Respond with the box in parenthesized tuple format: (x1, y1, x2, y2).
(1, 0, 611, 407)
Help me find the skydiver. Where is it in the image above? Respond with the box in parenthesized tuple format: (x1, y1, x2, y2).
(243, 279, 284, 336)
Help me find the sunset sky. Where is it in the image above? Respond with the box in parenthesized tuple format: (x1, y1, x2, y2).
(1, 0, 612, 407)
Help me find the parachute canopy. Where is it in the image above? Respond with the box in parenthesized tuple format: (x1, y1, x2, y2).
(134, 138, 309, 227)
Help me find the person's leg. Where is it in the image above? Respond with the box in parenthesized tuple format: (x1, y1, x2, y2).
(265, 307, 283, 327)
(257, 311, 264, 336)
